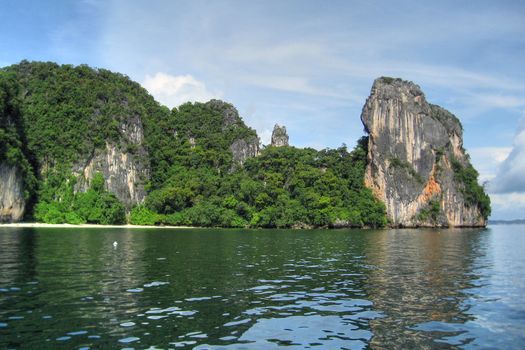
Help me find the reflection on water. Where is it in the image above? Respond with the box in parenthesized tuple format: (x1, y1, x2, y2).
(0, 226, 524, 349)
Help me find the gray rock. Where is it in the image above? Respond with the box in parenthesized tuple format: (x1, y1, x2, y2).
(271, 124, 289, 147)
(230, 136, 260, 165)
(0, 163, 25, 222)
(73, 114, 149, 209)
(361, 77, 486, 227)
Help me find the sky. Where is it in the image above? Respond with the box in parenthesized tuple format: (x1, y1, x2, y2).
(1, 0, 524, 220)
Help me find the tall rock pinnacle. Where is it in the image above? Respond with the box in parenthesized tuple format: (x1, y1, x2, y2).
(271, 124, 289, 147)
(360, 77, 489, 227)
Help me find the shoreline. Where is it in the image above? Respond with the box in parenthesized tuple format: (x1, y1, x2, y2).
(0, 223, 495, 230)
(0, 223, 197, 229)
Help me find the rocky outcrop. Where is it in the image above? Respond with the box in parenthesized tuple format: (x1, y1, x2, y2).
(271, 124, 289, 147)
(206, 99, 244, 130)
(206, 99, 260, 165)
(0, 163, 25, 222)
(73, 115, 149, 208)
(230, 137, 260, 165)
(361, 77, 486, 227)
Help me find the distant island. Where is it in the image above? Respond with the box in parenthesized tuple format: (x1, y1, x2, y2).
(0, 61, 489, 228)
(489, 219, 525, 225)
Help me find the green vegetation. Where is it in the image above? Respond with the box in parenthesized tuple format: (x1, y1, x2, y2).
(379, 76, 402, 84)
(416, 198, 441, 223)
(1, 61, 169, 219)
(0, 71, 37, 203)
(3, 60, 167, 165)
(142, 99, 257, 188)
(34, 172, 126, 224)
(451, 158, 491, 220)
(132, 136, 386, 228)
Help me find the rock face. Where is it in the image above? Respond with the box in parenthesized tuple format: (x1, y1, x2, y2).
(73, 115, 149, 209)
(361, 77, 486, 227)
(0, 163, 25, 222)
(271, 124, 289, 147)
(230, 138, 260, 165)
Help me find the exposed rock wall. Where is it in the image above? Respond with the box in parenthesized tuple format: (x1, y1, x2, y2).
(0, 163, 25, 222)
(230, 137, 260, 165)
(271, 124, 289, 147)
(361, 77, 486, 227)
(73, 115, 149, 208)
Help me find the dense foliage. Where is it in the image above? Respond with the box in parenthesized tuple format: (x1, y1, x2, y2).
(451, 159, 491, 220)
(3, 60, 168, 165)
(142, 99, 257, 189)
(133, 133, 387, 228)
(0, 71, 37, 202)
(34, 172, 126, 224)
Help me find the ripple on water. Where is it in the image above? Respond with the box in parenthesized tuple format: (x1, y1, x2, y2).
(8, 316, 24, 320)
(171, 340, 197, 347)
(118, 336, 140, 343)
(223, 318, 251, 327)
(67, 330, 88, 336)
(144, 281, 169, 287)
(239, 315, 372, 349)
(205, 315, 370, 349)
(142, 306, 197, 321)
(185, 296, 213, 301)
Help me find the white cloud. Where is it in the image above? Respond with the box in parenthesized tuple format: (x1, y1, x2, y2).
(142, 72, 221, 109)
(469, 147, 512, 183)
(259, 128, 273, 146)
(489, 115, 525, 194)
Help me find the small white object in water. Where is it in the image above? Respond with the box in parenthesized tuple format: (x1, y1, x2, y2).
(113, 241, 118, 248)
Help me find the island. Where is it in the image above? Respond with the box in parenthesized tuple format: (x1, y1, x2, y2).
(0, 61, 489, 228)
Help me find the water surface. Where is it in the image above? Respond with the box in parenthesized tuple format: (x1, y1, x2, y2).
(1, 225, 524, 349)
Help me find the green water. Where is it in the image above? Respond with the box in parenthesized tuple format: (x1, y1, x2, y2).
(1, 226, 524, 349)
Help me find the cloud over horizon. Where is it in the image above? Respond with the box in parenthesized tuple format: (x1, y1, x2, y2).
(489, 115, 525, 194)
(142, 72, 221, 109)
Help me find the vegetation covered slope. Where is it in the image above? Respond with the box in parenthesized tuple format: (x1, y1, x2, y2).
(1, 61, 389, 227)
(1, 61, 169, 223)
(133, 138, 386, 228)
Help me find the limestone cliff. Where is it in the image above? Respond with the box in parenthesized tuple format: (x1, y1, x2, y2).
(361, 77, 487, 227)
(0, 163, 25, 222)
(73, 115, 149, 209)
(230, 138, 260, 165)
(271, 124, 289, 147)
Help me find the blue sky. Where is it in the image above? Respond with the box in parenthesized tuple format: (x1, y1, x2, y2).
(1, 0, 524, 219)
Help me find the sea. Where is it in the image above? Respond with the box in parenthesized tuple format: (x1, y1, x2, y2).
(1, 225, 524, 349)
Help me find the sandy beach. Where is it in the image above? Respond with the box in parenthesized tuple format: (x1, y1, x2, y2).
(0, 223, 196, 229)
